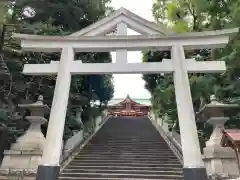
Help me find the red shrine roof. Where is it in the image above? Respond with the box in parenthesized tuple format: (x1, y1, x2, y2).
(120, 94, 137, 105)
(221, 129, 240, 147)
(110, 94, 149, 107)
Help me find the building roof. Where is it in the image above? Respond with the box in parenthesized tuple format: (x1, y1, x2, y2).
(70, 7, 170, 36)
(221, 129, 240, 147)
(108, 94, 151, 106)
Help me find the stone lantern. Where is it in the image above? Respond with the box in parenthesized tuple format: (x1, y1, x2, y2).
(197, 95, 240, 177)
(70, 94, 88, 132)
(63, 95, 87, 156)
(1, 95, 50, 170)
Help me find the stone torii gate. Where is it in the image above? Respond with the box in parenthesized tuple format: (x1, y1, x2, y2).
(13, 7, 238, 180)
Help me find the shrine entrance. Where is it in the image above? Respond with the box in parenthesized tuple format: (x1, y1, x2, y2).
(13, 7, 238, 180)
(108, 94, 150, 117)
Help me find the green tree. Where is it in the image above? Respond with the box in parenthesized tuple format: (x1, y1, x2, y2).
(144, 0, 240, 144)
(0, 0, 114, 151)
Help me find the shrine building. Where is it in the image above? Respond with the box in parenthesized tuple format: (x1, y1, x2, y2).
(107, 94, 151, 116)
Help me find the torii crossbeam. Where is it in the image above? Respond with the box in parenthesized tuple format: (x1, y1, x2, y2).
(13, 28, 236, 76)
(14, 28, 237, 52)
(22, 59, 226, 75)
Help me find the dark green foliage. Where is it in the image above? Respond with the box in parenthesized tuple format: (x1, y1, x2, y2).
(14, 0, 111, 32)
(144, 0, 240, 146)
(0, 0, 114, 153)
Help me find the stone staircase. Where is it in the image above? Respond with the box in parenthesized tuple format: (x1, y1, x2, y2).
(60, 116, 183, 180)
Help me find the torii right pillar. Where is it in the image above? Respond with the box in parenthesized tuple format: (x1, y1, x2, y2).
(172, 45, 207, 180)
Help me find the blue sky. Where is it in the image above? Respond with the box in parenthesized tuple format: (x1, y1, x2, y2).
(110, 0, 155, 99)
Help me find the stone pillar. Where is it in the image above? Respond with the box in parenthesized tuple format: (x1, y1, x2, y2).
(162, 113, 169, 132)
(203, 117, 239, 177)
(172, 45, 207, 180)
(36, 48, 74, 180)
(116, 22, 127, 65)
(95, 115, 102, 132)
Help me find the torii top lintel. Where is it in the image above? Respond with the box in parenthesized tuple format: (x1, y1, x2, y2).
(12, 7, 239, 53)
(70, 7, 171, 36)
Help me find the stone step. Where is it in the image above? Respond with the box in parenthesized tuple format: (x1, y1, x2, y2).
(81, 142, 172, 147)
(68, 162, 182, 167)
(93, 136, 163, 138)
(84, 145, 171, 152)
(86, 142, 168, 148)
(80, 146, 171, 152)
(81, 149, 172, 152)
(89, 139, 166, 142)
(79, 148, 174, 152)
(62, 168, 183, 175)
(59, 177, 183, 180)
(70, 159, 180, 163)
(74, 155, 179, 160)
(63, 165, 182, 171)
(85, 144, 171, 147)
(77, 151, 175, 155)
(60, 172, 183, 179)
(89, 141, 166, 144)
(78, 150, 175, 155)
(72, 158, 179, 162)
(95, 136, 165, 137)
(86, 142, 168, 146)
(91, 134, 163, 137)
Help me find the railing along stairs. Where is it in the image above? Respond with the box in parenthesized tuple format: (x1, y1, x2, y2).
(148, 114, 183, 164)
(60, 112, 111, 169)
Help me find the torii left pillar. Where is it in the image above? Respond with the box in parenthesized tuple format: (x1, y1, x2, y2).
(36, 47, 74, 180)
